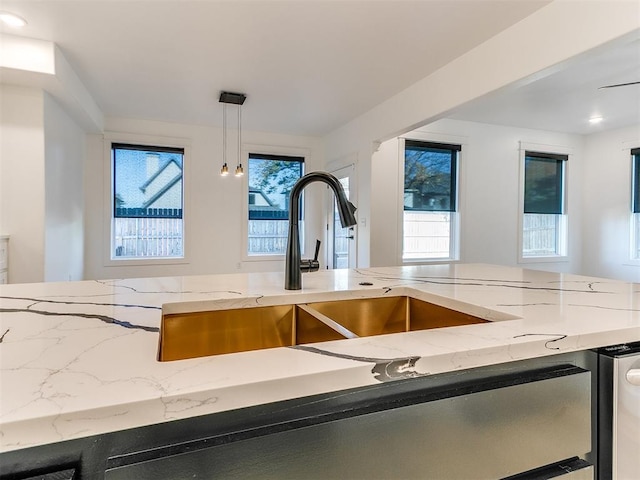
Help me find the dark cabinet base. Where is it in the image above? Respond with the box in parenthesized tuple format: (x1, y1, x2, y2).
(0, 352, 595, 480)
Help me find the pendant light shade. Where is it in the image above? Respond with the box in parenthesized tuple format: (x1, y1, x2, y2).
(219, 91, 246, 177)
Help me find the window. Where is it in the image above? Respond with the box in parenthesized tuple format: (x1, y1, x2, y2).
(247, 153, 304, 256)
(111, 143, 184, 259)
(632, 148, 640, 260)
(403, 140, 460, 261)
(521, 151, 567, 258)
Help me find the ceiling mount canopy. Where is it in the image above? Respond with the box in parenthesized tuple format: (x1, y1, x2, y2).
(219, 91, 246, 105)
(219, 91, 247, 177)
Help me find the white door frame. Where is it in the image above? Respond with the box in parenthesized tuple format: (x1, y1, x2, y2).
(327, 163, 357, 269)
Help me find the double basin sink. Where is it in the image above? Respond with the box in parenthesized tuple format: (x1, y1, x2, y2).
(158, 291, 500, 361)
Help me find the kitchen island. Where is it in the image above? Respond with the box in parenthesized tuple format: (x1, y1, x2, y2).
(1, 264, 639, 478)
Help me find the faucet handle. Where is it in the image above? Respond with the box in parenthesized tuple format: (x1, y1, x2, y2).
(300, 239, 321, 273)
(313, 239, 321, 262)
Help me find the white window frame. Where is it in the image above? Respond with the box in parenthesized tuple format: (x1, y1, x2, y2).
(103, 132, 191, 267)
(241, 144, 308, 262)
(629, 145, 640, 265)
(631, 212, 640, 263)
(399, 136, 462, 264)
(518, 142, 570, 264)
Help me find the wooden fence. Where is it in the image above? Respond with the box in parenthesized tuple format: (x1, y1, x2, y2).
(247, 220, 295, 255)
(112, 213, 572, 261)
(403, 211, 451, 259)
(402, 212, 561, 260)
(114, 217, 183, 258)
(522, 214, 559, 256)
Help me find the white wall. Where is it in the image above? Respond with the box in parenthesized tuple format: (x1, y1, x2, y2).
(0, 86, 86, 284)
(371, 119, 585, 274)
(43, 93, 85, 282)
(0, 85, 46, 283)
(370, 138, 400, 267)
(84, 117, 325, 280)
(582, 125, 640, 282)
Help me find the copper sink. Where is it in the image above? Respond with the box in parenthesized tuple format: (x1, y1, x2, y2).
(304, 295, 488, 337)
(159, 304, 350, 361)
(158, 295, 489, 361)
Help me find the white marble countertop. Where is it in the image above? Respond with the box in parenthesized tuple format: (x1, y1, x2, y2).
(1, 264, 639, 453)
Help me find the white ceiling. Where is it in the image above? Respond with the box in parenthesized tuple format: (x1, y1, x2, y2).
(0, 0, 553, 137)
(449, 34, 640, 135)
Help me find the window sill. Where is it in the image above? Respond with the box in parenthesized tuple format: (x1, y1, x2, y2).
(518, 255, 569, 264)
(242, 254, 286, 263)
(403, 258, 459, 265)
(104, 257, 189, 267)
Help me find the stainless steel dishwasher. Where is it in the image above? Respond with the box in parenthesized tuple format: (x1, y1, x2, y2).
(1, 353, 596, 479)
(596, 342, 640, 480)
(104, 357, 594, 480)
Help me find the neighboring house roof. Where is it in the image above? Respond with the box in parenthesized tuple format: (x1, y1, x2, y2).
(142, 174, 182, 209)
(249, 188, 275, 208)
(248, 188, 289, 219)
(139, 158, 183, 210)
(140, 158, 182, 194)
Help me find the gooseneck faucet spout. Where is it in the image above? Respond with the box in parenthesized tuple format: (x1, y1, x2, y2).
(285, 171, 357, 290)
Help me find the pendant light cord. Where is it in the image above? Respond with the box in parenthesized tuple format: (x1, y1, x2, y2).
(237, 104, 242, 169)
(223, 103, 227, 167)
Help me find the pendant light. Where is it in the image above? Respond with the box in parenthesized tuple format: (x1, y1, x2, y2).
(219, 91, 246, 177)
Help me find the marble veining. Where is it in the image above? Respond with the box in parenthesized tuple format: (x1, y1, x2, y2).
(292, 345, 426, 381)
(0, 294, 163, 310)
(0, 307, 160, 332)
(512, 333, 569, 350)
(0, 263, 639, 453)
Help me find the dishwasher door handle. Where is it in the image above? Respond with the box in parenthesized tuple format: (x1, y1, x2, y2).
(626, 368, 640, 386)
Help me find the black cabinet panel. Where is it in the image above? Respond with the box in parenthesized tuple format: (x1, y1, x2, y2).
(105, 365, 591, 480)
(21, 468, 76, 480)
(0, 352, 595, 480)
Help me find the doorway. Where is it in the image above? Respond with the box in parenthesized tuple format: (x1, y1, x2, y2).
(327, 164, 357, 269)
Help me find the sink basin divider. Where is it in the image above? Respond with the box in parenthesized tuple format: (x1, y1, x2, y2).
(297, 304, 359, 340)
(405, 297, 410, 332)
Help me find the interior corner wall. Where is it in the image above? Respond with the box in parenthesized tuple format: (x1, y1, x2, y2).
(582, 125, 640, 282)
(370, 138, 400, 267)
(0, 85, 46, 283)
(43, 92, 85, 282)
(371, 119, 585, 274)
(83, 117, 325, 281)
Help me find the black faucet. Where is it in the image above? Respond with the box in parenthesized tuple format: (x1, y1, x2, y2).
(285, 171, 357, 290)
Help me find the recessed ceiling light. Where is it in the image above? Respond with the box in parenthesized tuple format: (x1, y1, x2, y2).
(0, 12, 27, 28)
(589, 116, 604, 124)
